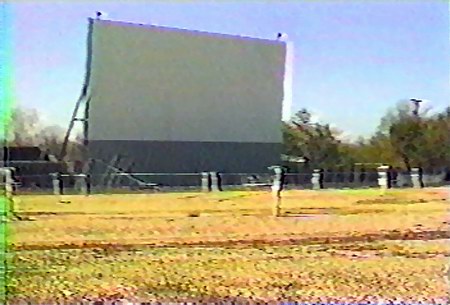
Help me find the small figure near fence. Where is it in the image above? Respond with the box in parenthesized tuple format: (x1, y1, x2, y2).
(268, 165, 286, 217)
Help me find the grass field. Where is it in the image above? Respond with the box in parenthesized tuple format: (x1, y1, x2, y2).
(7, 188, 450, 304)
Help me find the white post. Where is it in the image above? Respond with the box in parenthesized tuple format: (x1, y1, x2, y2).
(2, 168, 13, 200)
(377, 165, 391, 190)
(201, 172, 211, 192)
(51, 173, 62, 196)
(271, 187, 281, 216)
(1, 167, 14, 220)
(77, 174, 88, 195)
(410, 167, 424, 189)
(269, 166, 285, 217)
(311, 169, 324, 190)
(210, 172, 222, 192)
(210, 172, 218, 192)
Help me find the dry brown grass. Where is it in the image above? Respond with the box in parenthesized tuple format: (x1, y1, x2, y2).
(11, 188, 448, 248)
(8, 187, 450, 304)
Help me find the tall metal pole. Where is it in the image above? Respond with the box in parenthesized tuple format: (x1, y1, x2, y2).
(60, 97, 83, 160)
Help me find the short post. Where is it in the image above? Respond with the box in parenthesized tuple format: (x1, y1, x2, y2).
(2, 167, 13, 201)
(201, 172, 211, 192)
(269, 166, 285, 217)
(362, 168, 372, 186)
(86, 173, 91, 195)
(410, 167, 424, 189)
(1, 167, 15, 220)
(217, 172, 223, 191)
(51, 172, 63, 196)
(358, 167, 366, 185)
(377, 165, 392, 190)
(311, 169, 324, 190)
(76, 174, 89, 195)
(210, 172, 222, 192)
(390, 168, 398, 188)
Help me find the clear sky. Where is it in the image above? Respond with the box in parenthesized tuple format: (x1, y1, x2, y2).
(10, 1, 450, 140)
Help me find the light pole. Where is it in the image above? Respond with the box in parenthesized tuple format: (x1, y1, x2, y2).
(410, 98, 424, 118)
(409, 98, 429, 173)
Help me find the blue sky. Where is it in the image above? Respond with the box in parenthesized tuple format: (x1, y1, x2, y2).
(10, 1, 450, 140)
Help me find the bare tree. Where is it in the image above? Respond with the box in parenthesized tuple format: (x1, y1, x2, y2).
(7, 106, 83, 161)
(8, 107, 41, 146)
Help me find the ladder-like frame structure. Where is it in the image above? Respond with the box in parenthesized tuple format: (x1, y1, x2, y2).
(59, 96, 89, 161)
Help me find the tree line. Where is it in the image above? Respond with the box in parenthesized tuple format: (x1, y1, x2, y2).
(5, 102, 450, 172)
(283, 101, 450, 172)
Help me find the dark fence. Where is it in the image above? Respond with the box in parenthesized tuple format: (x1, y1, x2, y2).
(9, 166, 450, 195)
(8, 161, 67, 190)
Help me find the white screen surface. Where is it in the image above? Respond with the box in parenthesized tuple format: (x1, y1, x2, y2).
(88, 20, 289, 143)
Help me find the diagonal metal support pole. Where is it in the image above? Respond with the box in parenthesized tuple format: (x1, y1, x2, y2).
(60, 96, 86, 160)
(59, 18, 94, 161)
